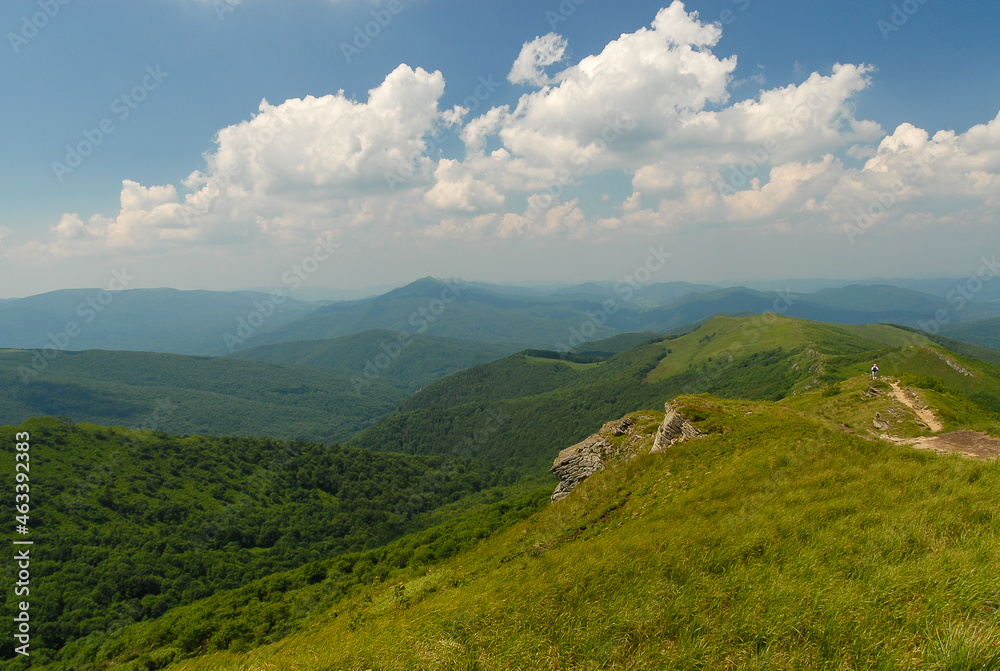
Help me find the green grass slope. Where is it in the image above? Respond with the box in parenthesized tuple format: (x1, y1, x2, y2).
(0, 349, 405, 443)
(0, 418, 502, 668)
(125, 393, 1000, 670)
(230, 329, 519, 393)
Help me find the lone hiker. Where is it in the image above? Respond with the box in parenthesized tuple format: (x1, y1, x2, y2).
(871, 363, 879, 380)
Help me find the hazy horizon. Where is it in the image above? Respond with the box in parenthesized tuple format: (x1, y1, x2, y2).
(1, 272, 994, 302)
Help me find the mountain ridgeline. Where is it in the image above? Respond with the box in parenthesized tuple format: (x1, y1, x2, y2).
(3, 278, 999, 357)
(348, 315, 1000, 472)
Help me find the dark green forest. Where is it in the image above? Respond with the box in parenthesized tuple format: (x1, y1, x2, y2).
(0, 419, 502, 666)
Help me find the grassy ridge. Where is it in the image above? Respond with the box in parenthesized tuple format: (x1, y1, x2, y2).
(350, 316, 908, 472)
(144, 395, 1000, 670)
(352, 316, 1000, 475)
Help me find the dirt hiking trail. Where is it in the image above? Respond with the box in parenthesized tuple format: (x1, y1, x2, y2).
(884, 379, 1000, 459)
(889, 381, 943, 433)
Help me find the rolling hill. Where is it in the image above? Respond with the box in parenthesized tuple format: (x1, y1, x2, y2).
(230, 329, 520, 393)
(348, 315, 1000, 472)
(634, 284, 1000, 332)
(0, 349, 405, 443)
(3, 280, 998, 360)
(234, 279, 1000, 355)
(238, 277, 627, 349)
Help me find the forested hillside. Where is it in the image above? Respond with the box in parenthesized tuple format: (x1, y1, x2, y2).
(230, 329, 519, 393)
(0, 419, 504, 667)
(0, 349, 404, 443)
(941, 316, 1000, 351)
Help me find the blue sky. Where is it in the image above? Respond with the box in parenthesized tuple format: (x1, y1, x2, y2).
(1, 0, 998, 297)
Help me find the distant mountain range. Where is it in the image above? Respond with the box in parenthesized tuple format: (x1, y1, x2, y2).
(0, 288, 327, 355)
(2, 278, 999, 357)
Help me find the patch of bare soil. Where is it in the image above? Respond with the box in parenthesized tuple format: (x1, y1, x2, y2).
(910, 431, 1000, 460)
(889, 381, 943, 433)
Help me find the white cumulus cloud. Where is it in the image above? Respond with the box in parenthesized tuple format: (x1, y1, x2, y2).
(508, 33, 568, 87)
(21, 1, 1000, 279)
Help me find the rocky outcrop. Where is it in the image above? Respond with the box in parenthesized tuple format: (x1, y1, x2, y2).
(550, 434, 613, 502)
(651, 401, 704, 453)
(934, 351, 974, 377)
(550, 416, 650, 502)
(550, 404, 705, 502)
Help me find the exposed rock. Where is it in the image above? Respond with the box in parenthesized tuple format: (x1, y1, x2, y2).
(610, 417, 634, 436)
(933, 351, 974, 377)
(550, 434, 614, 502)
(550, 413, 659, 502)
(651, 401, 705, 454)
(550, 404, 706, 502)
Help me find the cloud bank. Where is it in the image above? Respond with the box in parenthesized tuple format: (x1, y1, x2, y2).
(18, 1, 1000, 279)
